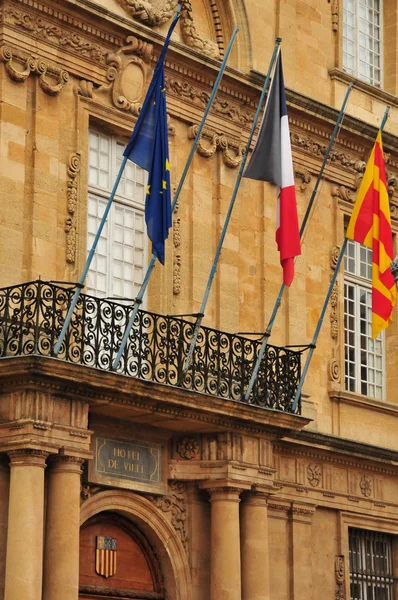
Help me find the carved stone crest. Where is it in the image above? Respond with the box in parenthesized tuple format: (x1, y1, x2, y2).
(307, 463, 322, 487)
(360, 475, 372, 498)
(76, 36, 152, 114)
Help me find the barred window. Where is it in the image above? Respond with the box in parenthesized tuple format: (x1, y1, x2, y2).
(344, 238, 385, 399)
(87, 131, 147, 300)
(349, 528, 395, 599)
(343, 0, 382, 87)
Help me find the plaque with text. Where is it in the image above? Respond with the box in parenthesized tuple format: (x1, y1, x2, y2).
(88, 436, 165, 494)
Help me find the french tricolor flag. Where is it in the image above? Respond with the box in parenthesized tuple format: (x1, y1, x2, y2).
(244, 53, 301, 286)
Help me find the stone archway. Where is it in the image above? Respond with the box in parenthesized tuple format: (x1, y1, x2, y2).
(80, 490, 192, 600)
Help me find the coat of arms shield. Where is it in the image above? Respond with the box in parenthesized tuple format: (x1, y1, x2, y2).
(95, 536, 117, 578)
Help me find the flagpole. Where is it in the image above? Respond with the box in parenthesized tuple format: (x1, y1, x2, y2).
(290, 106, 390, 413)
(180, 38, 282, 378)
(244, 82, 354, 401)
(111, 25, 240, 371)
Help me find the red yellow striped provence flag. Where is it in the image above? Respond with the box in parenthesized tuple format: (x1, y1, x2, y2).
(346, 130, 396, 338)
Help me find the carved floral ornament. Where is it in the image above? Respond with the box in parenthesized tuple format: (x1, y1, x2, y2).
(115, 0, 220, 58)
(188, 124, 245, 168)
(65, 153, 82, 264)
(176, 436, 200, 459)
(0, 45, 69, 95)
(148, 481, 188, 552)
(307, 463, 322, 487)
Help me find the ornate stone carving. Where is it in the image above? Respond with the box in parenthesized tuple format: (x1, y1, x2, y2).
(330, 280, 339, 341)
(328, 0, 339, 33)
(116, 0, 219, 58)
(307, 463, 322, 487)
(331, 185, 353, 203)
(149, 481, 188, 551)
(176, 437, 200, 460)
(76, 36, 152, 114)
(360, 475, 372, 497)
(188, 124, 245, 168)
(0, 45, 69, 95)
(294, 167, 312, 191)
(80, 483, 102, 504)
(291, 132, 367, 174)
(330, 245, 341, 269)
(329, 358, 341, 383)
(335, 555, 345, 600)
(167, 78, 255, 125)
(65, 153, 81, 264)
(149, 481, 188, 550)
(173, 196, 181, 294)
(4, 6, 111, 64)
(179, 0, 220, 58)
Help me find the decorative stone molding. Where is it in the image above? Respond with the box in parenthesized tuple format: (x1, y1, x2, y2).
(307, 463, 322, 487)
(360, 475, 372, 498)
(149, 481, 188, 551)
(335, 555, 345, 600)
(330, 281, 339, 341)
(328, 0, 339, 33)
(188, 124, 245, 168)
(65, 152, 81, 264)
(176, 436, 200, 460)
(0, 45, 69, 95)
(76, 36, 152, 114)
(115, 0, 220, 58)
(4, 5, 120, 64)
(290, 132, 366, 174)
(8, 448, 49, 466)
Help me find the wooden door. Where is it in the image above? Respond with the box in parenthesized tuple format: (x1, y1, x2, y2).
(79, 512, 164, 599)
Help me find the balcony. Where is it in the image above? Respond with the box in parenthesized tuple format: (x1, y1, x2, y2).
(0, 281, 302, 414)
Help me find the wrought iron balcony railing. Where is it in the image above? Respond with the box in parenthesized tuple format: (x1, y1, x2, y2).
(0, 281, 301, 413)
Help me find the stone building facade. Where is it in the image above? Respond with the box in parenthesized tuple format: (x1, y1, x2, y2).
(0, 0, 398, 599)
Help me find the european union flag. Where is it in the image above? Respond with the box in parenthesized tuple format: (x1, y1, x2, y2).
(124, 11, 179, 264)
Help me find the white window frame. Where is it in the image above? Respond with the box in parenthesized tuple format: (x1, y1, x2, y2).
(343, 0, 383, 88)
(344, 238, 386, 400)
(86, 129, 148, 303)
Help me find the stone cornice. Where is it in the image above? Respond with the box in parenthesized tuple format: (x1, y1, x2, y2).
(274, 431, 398, 474)
(0, 356, 310, 436)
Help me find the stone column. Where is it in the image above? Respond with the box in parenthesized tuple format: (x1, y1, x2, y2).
(0, 456, 10, 598)
(207, 486, 243, 600)
(43, 454, 84, 600)
(241, 492, 270, 600)
(289, 502, 316, 600)
(4, 449, 48, 600)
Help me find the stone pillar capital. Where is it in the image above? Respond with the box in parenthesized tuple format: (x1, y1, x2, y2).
(242, 490, 270, 507)
(7, 449, 49, 468)
(204, 486, 244, 503)
(47, 454, 85, 475)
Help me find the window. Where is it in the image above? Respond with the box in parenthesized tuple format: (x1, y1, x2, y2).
(343, 0, 382, 87)
(349, 528, 395, 600)
(344, 238, 385, 399)
(87, 131, 147, 300)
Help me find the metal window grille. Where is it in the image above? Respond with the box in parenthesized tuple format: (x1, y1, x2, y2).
(87, 131, 147, 300)
(344, 238, 385, 399)
(343, 0, 382, 87)
(349, 529, 395, 600)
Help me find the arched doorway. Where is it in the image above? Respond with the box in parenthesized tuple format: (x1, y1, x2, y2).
(79, 512, 164, 599)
